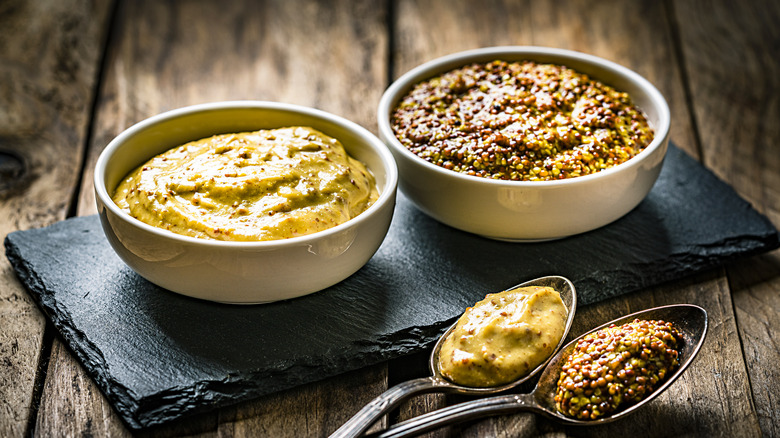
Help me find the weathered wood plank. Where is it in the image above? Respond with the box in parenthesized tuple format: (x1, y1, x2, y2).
(36, 340, 130, 437)
(18, 0, 776, 436)
(0, 0, 111, 436)
(672, 0, 780, 436)
(729, 255, 780, 437)
(389, 0, 760, 436)
(37, 0, 391, 436)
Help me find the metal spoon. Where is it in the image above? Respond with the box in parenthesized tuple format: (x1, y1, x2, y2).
(366, 303, 708, 438)
(330, 275, 577, 438)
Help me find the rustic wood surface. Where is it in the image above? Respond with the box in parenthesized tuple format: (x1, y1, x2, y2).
(0, 0, 777, 437)
(0, 1, 112, 436)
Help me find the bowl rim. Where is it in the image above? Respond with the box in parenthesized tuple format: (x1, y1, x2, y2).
(377, 45, 671, 187)
(94, 100, 399, 248)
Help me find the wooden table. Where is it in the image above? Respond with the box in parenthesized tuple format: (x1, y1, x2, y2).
(1, 1, 778, 436)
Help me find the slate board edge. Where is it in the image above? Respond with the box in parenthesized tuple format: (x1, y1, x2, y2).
(130, 320, 454, 429)
(95, 229, 780, 428)
(577, 234, 780, 305)
(4, 229, 455, 429)
(4, 234, 145, 429)
(7, 225, 780, 430)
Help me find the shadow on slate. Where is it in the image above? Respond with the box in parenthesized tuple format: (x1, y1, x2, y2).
(4, 144, 779, 430)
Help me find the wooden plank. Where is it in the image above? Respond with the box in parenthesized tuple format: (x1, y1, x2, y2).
(0, 0, 112, 436)
(671, 0, 780, 436)
(389, 0, 760, 436)
(36, 0, 391, 436)
(728, 256, 780, 437)
(35, 341, 130, 437)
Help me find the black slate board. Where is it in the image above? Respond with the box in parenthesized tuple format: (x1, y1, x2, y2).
(5, 144, 779, 430)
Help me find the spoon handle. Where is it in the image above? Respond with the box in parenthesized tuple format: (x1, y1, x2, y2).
(329, 376, 442, 438)
(365, 393, 538, 438)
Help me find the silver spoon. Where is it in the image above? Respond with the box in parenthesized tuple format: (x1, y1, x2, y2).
(330, 275, 577, 438)
(366, 303, 708, 438)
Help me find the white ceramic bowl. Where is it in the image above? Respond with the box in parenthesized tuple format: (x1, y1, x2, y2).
(378, 46, 670, 241)
(95, 101, 398, 304)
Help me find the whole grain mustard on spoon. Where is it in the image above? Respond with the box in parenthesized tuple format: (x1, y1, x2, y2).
(366, 304, 706, 438)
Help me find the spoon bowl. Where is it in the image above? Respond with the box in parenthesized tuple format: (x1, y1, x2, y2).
(329, 275, 577, 438)
(534, 303, 707, 424)
(429, 275, 577, 395)
(368, 304, 708, 437)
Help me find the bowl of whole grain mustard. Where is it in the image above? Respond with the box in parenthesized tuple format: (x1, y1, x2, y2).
(95, 101, 397, 303)
(378, 47, 670, 241)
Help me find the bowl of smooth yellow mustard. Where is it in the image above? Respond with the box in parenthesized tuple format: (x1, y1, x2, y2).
(95, 101, 397, 304)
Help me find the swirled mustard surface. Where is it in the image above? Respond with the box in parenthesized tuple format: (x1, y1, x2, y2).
(438, 285, 567, 387)
(113, 127, 378, 241)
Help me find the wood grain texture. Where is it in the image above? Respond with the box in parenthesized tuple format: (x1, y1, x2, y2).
(672, 0, 780, 436)
(38, 0, 392, 436)
(35, 340, 129, 437)
(729, 255, 780, 437)
(0, 0, 111, 435)
(8, 0, 777, 436)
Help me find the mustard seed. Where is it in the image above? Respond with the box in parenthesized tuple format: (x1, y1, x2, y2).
(553, 319, 682, 420)
(391, 60, 654, 181)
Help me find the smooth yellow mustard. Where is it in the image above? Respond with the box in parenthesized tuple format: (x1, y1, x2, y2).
(438, 285, 567, 387)
(113, 127, 378, 241)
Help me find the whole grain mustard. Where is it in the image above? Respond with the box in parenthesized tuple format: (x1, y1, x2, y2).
(554, 319, 682, 420)
(391, 60, 654, 181)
